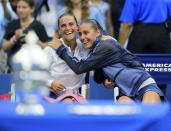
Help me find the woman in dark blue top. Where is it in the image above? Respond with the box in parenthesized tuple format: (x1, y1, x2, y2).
(49, 19, 164, 103)
(2, 0, 50, 71)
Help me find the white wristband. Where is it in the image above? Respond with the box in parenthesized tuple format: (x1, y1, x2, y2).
(46, 80, 53, 87)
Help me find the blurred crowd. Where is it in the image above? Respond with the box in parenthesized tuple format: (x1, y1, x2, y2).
(0, 0, 125, 73)
(0, 0, 170, 73)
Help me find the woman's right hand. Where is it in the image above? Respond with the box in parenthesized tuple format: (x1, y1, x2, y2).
(15, 29, 24, 40)
(15, 29, 26, 44)
(50, 81, 66, 94)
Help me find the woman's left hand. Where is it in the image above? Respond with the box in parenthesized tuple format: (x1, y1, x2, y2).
(103, 79, 115, 88)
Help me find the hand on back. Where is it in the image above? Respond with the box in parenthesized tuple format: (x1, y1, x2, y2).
(48, 38, 62, 49)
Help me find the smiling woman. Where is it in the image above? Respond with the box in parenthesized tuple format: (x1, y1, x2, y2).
(57, 13, 78, 48)
(43, 13, 89, 103)
(79, 19, 104, 49)
(52, 19, 165, 104)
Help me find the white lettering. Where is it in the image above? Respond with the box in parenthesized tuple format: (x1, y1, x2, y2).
(143, 63, 171, 68)
(143, 67, 171, 72)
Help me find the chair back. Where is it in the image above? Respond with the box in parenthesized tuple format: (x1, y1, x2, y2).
(136, 54, 171, 84)
(0, 74, 12, 100)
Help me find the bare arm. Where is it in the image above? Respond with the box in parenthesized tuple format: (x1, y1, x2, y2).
(118, 22, 132, 47)
(1, 0, 11, 20)
(2, 39, 13, 51)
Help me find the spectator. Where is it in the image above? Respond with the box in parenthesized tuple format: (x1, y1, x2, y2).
(9, 0, 18, 13)
(90, 0, 114, 36)
(34, 0, 65, 37)
(0, 0, 17, 73)
(106, 0, 125, 39)
(63, 0, 106, 32)
(2, 0, 50, 72)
